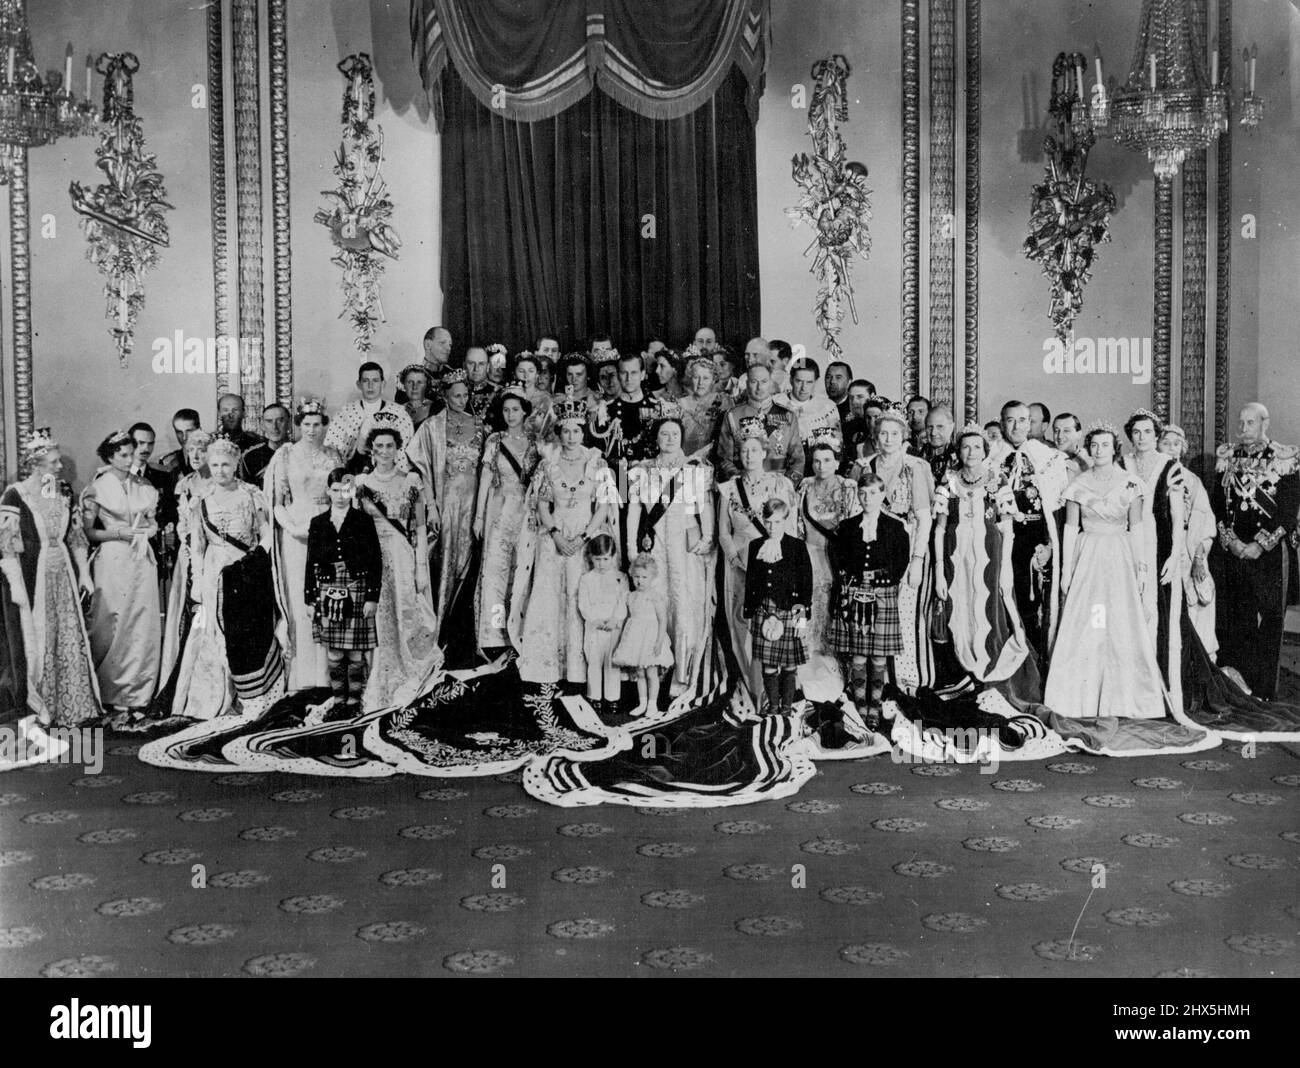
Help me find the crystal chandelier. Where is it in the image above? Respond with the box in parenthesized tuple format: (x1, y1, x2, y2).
(0, 0, 99, 184)
(1109, 0, 1228, 178)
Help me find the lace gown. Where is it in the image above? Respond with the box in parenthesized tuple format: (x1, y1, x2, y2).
(0, 482, 101, 725)
(475, 432, 538, 651)
(510, 448, 619, 684)
(356, 469, 443, 710)
(795, 475, 861, 701)
(83, 471, 161, 708)
(268, 442, 339, 691)
(157, 474, 212, 701)
(1043, 475, 1175, 721)
(174, 484, 270, 720)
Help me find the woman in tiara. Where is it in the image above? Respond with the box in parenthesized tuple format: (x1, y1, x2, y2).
(1118, 408, 1186, 705)
(399, 364, 438, 430)
(355, 422, 442, 709)
(1157, 424, 1217, 659)
(849, 406, 936, 690)
(717, 417, 797, 705)
(0, 429, 101, 742)
(174, 437, 284, 719)
(794, 428, 861, 702)
(266, 400, 340, 693)
(677, 355, 734, 461)
(509, 393, 620, 685)
(625, 416, 716, 697)
(151, 429, 214, 716)
(510, 353, 556, 441)
(1044, 422, 1200, 745)
(81, 429, 161, 720)
(473, 384, 540, 656)
(407, 368, 486, 641)
(652, 350, 688, 407)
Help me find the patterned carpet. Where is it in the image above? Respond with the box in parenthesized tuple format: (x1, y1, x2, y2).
(2, 731, 1297, 977)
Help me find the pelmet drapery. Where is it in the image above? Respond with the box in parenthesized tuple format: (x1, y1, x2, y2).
(412, 0, 767, 353)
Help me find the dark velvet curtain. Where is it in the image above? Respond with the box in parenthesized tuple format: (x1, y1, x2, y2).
(439, 65, 760, 354)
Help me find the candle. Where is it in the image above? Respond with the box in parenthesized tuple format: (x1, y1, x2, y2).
(1210, 37, 1218, 84)
(1149, 53, 1157, 89)
(1075, 57, 1085, 95)
(1249, 43, 1257, 94)
(64, 43, 72, 93)
(1094, 46, 1103, 90)
(7, 48, 14, 85)
(85, 53, 92, 97)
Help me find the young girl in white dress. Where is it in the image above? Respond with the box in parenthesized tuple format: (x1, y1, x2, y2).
(613, 554, 672, 716)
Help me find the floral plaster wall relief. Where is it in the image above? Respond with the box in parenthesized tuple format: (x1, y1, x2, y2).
(69, 53, 171, 366)
(314, 53, 400, 354)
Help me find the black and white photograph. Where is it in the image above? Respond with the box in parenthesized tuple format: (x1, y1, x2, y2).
(0, 0, 1298, 997)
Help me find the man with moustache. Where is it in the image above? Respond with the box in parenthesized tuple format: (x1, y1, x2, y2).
(238, 403, 292, 485)
(715, 363, 805, 486)
(693, 326, 718, 354)
(824, 361, 853, 423)
(1212, 402, 1299, 699)
(463, 345, 498, 421)
(998, 399, 1068, 663)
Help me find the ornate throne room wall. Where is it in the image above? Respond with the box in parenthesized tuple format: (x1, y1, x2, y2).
(5, 0, 1296, 483)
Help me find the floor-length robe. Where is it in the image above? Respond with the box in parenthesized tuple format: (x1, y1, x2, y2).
(408, 409, 485, 640)
(716, 472, 796, 704)
(83, 471, 161, 709)
(508, 448, 619, 684)
(267, 442, 338, 692)
(356, 468, 443, 710)
(174, 485, 278, 719)
(795, 474, 860, 702)
(627, 458, 716, 696)
(0, 481, 101, 726)
(475, 432, 538, 651)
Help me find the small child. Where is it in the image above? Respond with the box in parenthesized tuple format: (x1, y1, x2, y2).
(305, 468, 382, 714)
(577, 533, 629, 716)
(613, 554, 672, 717)
(743, 498, 813, 715)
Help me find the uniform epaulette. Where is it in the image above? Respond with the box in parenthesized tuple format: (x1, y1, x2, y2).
(1272, 442, 1299, 476)
(1215, 443, 1234, 471)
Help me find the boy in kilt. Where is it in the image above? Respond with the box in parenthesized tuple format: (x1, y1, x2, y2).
(305, 468, 382, 713)
(826, 473, 911, 730)
(742, 498, 813, 715)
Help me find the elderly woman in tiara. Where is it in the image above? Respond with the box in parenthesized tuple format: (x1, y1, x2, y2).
(0, 429, 101, 756)
(174, 436, 283, 719)
(473, 382, 541, 656)
(354, 419, 442, 709)
(849, 404, 936, 690)
(151, 429, 214, 714)
(717, 416, 797, 705)
(626, 415, 717, 698)
(794, 426, 861, 702)
(407, 367, 486, 638)
(81, 429, 161, 721)
(509, 392, 620, 685)
(677, 354, 734, 461)
(266, 399, 340, 692)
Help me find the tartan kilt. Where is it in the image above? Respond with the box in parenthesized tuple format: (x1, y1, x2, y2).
(311, 577, 378, 651)
(826, 583, 902, 658)
(750, 601, 809, 668)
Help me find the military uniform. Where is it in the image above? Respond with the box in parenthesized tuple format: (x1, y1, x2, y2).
(715, 398, 806, 486)
(1212, 438, 1299, 698)
(589, 393, 661, 467)
(1000, 440, 1068, 664)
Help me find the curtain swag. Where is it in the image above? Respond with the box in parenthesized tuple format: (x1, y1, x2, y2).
(410, 0, 770, 128)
